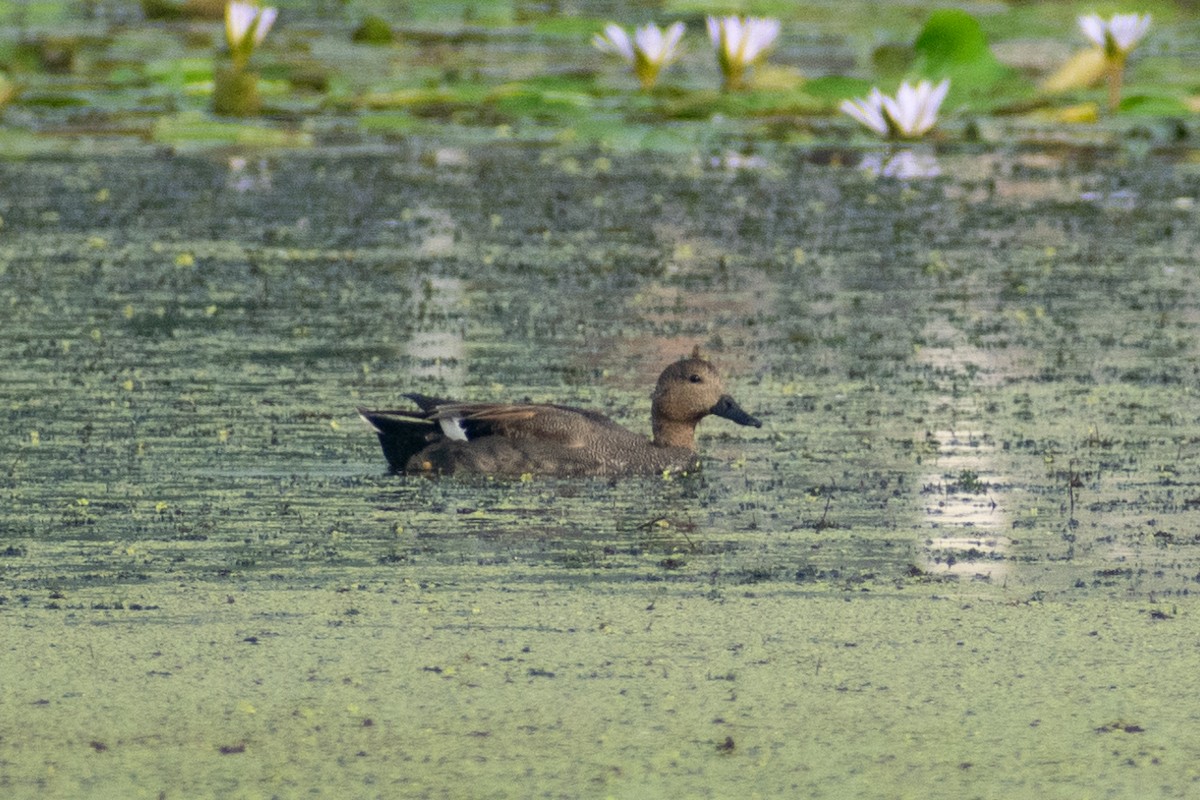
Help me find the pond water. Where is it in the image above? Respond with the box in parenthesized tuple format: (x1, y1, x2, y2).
(2, 141, 1200, 797)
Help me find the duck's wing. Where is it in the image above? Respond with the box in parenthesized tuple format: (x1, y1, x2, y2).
(356, 394, 465, 430)
(428, 402, 623, 448)
(403, 392, 456, 413)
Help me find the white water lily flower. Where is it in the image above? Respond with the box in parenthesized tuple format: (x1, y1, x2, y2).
(226, 1, 278, 71)
(593, 21, 685, 90)
(881, 79, 950, 138)
(706, 15, 781, 89)
(1078, 12, 1150, 112)
(594, 23, 635, 61)
(841, 79, 950, 139)
(839, 88, 889, 136)
(1078, 12, 1151, 56)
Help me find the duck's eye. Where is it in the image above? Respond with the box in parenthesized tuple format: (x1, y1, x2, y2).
(688, 374, 703, 383)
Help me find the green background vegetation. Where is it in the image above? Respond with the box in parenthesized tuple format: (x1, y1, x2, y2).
(0, 1, 1197, 151)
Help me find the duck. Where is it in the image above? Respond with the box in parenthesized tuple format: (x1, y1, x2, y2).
(357, 348, 761, 476)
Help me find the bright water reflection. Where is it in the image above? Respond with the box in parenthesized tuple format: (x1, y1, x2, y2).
(857, 148, 941, 180)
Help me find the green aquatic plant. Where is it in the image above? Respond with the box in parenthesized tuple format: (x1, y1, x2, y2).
(593, 22, 685, 91)
(1078, 12, 1151, 112)
(911, 9, 1019, 109)
(0, 70, 14, 108)
(225, 0, 277, 72)
(214, 1, 278, 115)
(352, 14, 394, 45)
(706, 15, 780, 91)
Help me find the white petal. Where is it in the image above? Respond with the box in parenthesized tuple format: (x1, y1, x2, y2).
(1077, 14, 1107, 48)
(635, 23, 682, 64)
(664, 21, 686, 52)
(252, 7, 277, 46)
(226, 1, 256, 44)
(890, 78, 949, 138)
(840, 93, 889, 136)
(884, 81, 920, 135)
(742, 18, 780, 61)
(722, 17, 744, 62)
(706, 16, 722, 47)
(910, 84, 936, 134)
(607, 23, 635, 60)
(1109, 13, 1150, 51)
(929, 78, 950, 108)
(879, 94, 907, 135)
(594, 23, 635, 62)
(915, 79, 950, 134)
(634, 24, 663, 60)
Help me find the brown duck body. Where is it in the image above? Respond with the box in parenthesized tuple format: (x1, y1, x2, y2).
(357, 353, 761, 477)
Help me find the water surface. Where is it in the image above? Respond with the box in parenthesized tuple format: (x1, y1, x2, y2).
(2, 142, 1199, 797)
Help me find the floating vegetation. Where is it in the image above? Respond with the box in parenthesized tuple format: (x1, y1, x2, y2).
(2, 4, 1200, 797)
(0, 3, 1192, 150)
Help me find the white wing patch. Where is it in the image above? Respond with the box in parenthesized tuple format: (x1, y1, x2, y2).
(439, 415, 470, 442)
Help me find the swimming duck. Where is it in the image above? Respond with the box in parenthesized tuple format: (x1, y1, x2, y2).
(357, 349, 761, 476)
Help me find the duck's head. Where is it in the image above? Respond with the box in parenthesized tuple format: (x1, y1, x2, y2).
(651, 350, 761, 448)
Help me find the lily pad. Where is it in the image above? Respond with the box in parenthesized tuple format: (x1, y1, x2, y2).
(141, 0, 223, 21)
(353, 15, 395, 46)
(803, 75, 875, 103)
(487, 86, 595, 124)
(1118, 93, 1190, 115)
(1040, 48, 1107, 94)
(151, 111, 312, 147)
(144, 56, 216, 86)
(912, 9, 1024, 104)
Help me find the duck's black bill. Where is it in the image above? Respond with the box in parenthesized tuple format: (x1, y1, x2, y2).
(711, 395, 762, 428)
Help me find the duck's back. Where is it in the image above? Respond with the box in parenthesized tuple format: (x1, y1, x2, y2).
(416, 402, 697, 476)
(361, 400, 699, 476)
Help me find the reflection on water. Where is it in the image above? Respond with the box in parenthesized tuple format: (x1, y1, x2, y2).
(226, 156, 273, 193)
(921, 428, 1012, 580)
(1079, 188, 1139, 211)
(915, 314, 1013, 579)
(857, 148, 941, 179)
(404, 276, 467, 388)
(703, 150, 772, 171)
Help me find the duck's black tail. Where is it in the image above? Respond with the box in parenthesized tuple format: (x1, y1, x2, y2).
(356, 407, 434, 472)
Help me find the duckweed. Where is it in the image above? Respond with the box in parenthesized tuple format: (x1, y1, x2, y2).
(2, 142, 1200, 797)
